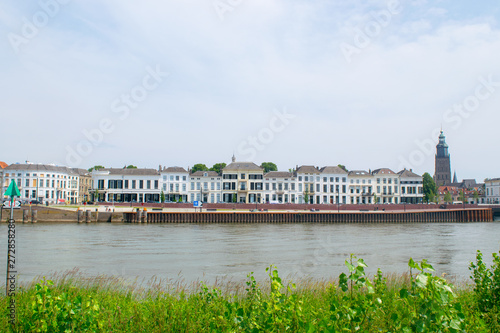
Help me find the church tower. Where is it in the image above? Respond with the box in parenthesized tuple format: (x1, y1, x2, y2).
(434, 130, 451, 186)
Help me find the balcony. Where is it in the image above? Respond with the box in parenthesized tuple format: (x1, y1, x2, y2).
(276, 190, 285, 195)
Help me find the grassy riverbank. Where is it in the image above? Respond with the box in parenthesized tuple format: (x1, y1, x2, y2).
(1, 251, 499, 332)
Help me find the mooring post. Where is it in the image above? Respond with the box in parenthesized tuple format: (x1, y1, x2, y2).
(23, 209, 28, 223)
(77, 210, 83, 223)
(31, 210, 37, 223)
(85, 210, 91, 223)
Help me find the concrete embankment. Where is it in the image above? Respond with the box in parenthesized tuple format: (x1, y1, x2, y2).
(1, 206, 122, 223)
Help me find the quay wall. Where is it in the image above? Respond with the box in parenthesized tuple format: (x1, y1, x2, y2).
(123, 208, 493, 224)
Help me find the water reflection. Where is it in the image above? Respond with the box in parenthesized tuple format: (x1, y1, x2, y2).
(0, 222, 499, 284)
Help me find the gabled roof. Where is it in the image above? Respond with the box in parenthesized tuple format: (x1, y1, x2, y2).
(320, 166, 348, 174)
(190, 171, 219, 177)
(296, 165, 320, 174)
(372, 168, 396, 175)
(162, 166, 188, 173)
(103, 168, 159, 176)
(397, 169, 421, 178)
(348, 170, 370, 176)
(4, 163, 79, 175)
(264, 171, 294, 178)
(223, 162, 263, 171)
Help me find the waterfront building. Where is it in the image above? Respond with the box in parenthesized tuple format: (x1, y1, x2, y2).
(160, 166, 189, 202)
(372, 168, 400, 204)
(485, 178, 500, 204)
(221, 157, 263, 203)
(74, 168, 92, 203)
(318, 166, 349, 204)
(263, 171, 297, 203)
(188, 171, 222, 203)
(434, 130, 452, 186)
(348, 170, 373, 204)
(91, 168, 160, 203)
(398, 169, 423, 204)
(2, 163, 80, 204)
(295, 165, 321, 204)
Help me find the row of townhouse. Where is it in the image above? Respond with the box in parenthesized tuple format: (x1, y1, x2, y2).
(89, 160, 424, 204)
(1, 163, 90, 204)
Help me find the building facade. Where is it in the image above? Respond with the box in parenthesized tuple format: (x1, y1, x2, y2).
(485, 178, 500, 204)
(348, 170, 373, 204)
(189, 171, 222, 203)
(91, 168, 160, 203)
(222, 159, 263, 203)
(398, 169, 423, 204)
(2, 163, 80, 204)
(161, 167, 189, 202)
(372, 168, 400, 204)
(263, 171, 296, 203)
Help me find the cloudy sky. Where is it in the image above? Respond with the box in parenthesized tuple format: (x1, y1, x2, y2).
(1, 0, 499, 180)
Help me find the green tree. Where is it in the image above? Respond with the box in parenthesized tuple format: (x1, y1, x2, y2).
(422, 172, 438, 203)
(192, 164, 209, 173)
(373, 193, 379, 204)
(88, 165, 105, 172)
(209, 163, 226, 174)
(444, 191, 453, 203)
(125, 165, 137, 169)
(304, 189, 310, 204)
(459, 190, 466, 203)
(260, 162, 278, 173)
(233, 193, 237, 203)
(160, 190, 165, 203)
(473, 190, 480, 204)
(338, 164, 348, 172)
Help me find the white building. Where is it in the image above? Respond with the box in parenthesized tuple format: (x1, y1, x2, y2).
(2, 163, 80, 204)
(222, 158, 263, 203)
(296, 165, 320, 204)
(189, 171, 222, 203)
(398, 169, 424, 204)
(160, 167, 189, 202)
(92, 168, 160, 203)
(348, 170, 373, 204)
(263, 171, 297, 203)
(372, 168, 400, 204)
(485, 178, 500, 204)
(318, 166, 349, 204)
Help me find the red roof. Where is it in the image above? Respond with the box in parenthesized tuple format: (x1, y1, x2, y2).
(0, 162, 7, 169)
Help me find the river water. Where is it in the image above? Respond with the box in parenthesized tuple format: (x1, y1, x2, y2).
(1, 222, 499, 285)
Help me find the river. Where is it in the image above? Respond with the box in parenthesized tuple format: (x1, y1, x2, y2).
(1, 222, 499, 286)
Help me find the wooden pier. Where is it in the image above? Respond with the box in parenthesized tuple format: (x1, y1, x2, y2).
(123, 208, 493, 224)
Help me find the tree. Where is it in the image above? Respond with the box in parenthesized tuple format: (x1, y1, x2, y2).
(125, 165, 137, 169)
(304, 188, 310, 204)
(192, 164, 209, 173)
(473, 190, 480, 204)
(373, 193, 379, 204)
(338, 164, 348, 172)
(422, 172, 438, 203)
(444, 192, 453, 203)
(88, 165, 105, 172)
(160, 190, 165, 203)
(210, 163, 226, 174)
(459, 190, 466, 203)
(260, 162, 278, 173)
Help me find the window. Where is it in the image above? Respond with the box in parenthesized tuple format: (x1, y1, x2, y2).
(191, 183, 194, 190)
(217, 182, 221, 190)
(139, 180, 144, 189)
(176, 176, 179, 181)
(154, 180, 158, 189)
(182, 184, 186, 191)
(323, 177, 327, 182)
(298, 176, 302, 181)
(132, 180, 136, 189)
(272, 183, 276, 190)
(241, 174, 246, 179)
(299, 184, 302, 192)
(125, 180, 129, 189)
(284, 183, 289, 190)
(196, 182, 201, 190)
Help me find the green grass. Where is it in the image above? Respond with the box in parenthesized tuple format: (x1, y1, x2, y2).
(1, 252, 499, 332)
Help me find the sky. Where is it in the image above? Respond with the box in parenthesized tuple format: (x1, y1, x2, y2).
(1, 0, 499, 181)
